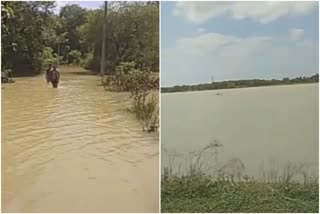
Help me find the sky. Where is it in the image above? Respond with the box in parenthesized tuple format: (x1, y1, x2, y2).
(54, 1, 103, 14)
(161, 2, 319, 87)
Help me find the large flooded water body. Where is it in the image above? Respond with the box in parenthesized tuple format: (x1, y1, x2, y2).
(2, 67, 159, 212)
(162, 84, 318, 179)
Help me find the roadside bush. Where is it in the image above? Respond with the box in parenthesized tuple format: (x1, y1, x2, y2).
(80, 52, 95, 69)
(1, 69, 14, 83)
(67, 50, 82, 64)
(42, 47, 61, 68)
(102, 62, 158, 92)
(102, 61, 159, 132)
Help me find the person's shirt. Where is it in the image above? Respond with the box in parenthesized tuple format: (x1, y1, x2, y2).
(51, 68, 60, 81)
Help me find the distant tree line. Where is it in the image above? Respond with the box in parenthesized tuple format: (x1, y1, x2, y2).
(1, 1, 159, 76)
(161, 74, 319, 93)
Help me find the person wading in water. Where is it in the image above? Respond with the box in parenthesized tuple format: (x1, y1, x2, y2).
(50, 65, 60, 88)
(45, 64, 52, 84)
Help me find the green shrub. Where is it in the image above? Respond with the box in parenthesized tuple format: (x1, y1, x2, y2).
(42, 47, 61, 68)
(80, 52, 94, 69)
(128, 92, 159, 132)
(102, 62, 158, 92)
(67, 50, 82, 64)
(102, 61, 159, 132)
(1, 69, 14, 83)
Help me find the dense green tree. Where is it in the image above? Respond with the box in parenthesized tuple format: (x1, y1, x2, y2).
(1, 1, 55, 74)
(59, 4, 87, 60)
(79, 2, 159, 73)
(2, 1, 159, 76)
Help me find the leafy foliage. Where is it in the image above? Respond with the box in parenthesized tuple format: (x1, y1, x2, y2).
(42, 47, 61, 68)
(80, 2, 159, 73)
(59, 4, 87, 56)
(67, 50, 82, 64)
(2, 1, 159, 77)
(102, 62, 159, 132)
(1, 1, 55, 74)
(103, 62, 159, 92)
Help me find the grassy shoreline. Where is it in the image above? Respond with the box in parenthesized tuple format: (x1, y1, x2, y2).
(162, 176, 319, 213)
(162, 142, 318, 213)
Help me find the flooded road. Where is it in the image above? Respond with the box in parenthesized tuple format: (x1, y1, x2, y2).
(2, 66, 159, 213)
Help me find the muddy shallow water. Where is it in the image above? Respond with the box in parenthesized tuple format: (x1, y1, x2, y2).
(2, 67, 159, 212)
(161, 84, 318, 179)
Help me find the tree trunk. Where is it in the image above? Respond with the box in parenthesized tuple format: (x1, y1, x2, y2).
(100, 1, 107, 77)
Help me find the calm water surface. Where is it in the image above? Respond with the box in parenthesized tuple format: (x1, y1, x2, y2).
(2, 67, 159, 212)
(161, 84, 318, 177)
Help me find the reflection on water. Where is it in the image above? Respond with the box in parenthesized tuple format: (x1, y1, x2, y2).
(2, 67, 159, 213)
(161, 84, 319, 179)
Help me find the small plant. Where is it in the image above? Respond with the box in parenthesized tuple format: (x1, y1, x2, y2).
(102, 61, 159, 132)
(185, 141, 223, 178)
(128, 92, 159, 132)
(1, 69, 14, 83)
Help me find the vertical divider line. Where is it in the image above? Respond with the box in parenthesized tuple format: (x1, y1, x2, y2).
(158, 1, 162, 213)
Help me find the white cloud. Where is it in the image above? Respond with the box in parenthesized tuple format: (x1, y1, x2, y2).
(289, 28, 305, 41)
(161, 31, 318, 87)
(177, 32, 271, 56)
(197, 28, 207, 33)
(173, 2, 230, 24)
(177, 33, 239, 55)
(173, 2, 318, 24)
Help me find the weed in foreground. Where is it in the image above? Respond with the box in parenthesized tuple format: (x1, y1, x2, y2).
(161, 143, 319, 213)
(102, 62, 159, 132)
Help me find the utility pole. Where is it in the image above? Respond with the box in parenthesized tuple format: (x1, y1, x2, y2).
(100, 1, 107, 77)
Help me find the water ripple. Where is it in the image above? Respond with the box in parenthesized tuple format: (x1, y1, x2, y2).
(2, 67, 159, 212)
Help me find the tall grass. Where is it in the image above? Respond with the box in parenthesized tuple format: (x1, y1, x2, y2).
(162, 142, 318, 212)
(163, 142, 318, 184)
(258, 160, 318, 186)
(128, 92, 159, 132)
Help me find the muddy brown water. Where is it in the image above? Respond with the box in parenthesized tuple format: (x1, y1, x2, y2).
(2, 67, 159, 213)
(162, 83, 318, 179)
